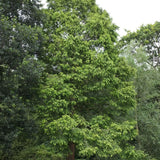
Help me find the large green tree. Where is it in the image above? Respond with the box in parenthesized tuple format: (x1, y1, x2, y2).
(37, 0, 147, 159)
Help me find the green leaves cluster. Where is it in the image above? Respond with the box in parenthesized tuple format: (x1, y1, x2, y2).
(119, 21, 160, 67)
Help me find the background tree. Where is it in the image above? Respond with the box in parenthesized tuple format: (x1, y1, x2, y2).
(121, 40, 160, 160)
(0, 1, 46, 159)
(0, 0, 44, 26)
(119, 22, 160, 67)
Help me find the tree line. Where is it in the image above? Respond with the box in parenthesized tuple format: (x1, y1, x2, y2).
(0, 0, 160, 159)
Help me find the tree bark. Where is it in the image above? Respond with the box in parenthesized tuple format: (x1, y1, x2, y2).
(66, 142, 75, 160)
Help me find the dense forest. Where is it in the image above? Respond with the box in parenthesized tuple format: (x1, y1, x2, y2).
(0, 0, 160, 159)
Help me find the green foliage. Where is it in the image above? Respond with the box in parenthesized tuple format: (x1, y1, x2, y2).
(119, 22, 160, 67)
(0, 0, 44, 25)
(35, 0, 147, 159)
(120, 40, 160, 160)
(0, 0, 46, 159)
(0, 0, 154, 159)
(12, 143, 64, 160)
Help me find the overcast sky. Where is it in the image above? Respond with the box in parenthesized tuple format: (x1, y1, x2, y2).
(41, 0, 160, 36)
(96, 0, 160, 36)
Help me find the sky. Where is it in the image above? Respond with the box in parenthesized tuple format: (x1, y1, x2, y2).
(96, 0, 160, 36)
(41, 0, 160, 36)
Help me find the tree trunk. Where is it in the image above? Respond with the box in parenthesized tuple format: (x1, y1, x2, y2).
(135, 106, 140, 149)
(66, 142, 75, 160)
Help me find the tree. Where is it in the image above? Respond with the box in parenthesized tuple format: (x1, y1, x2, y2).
(37, 0, 147, 159)
(121, 40, 160, 160)
(0, 1, 46, 159)
(119, 22, 160, 67)
(0, 0, 44, 26)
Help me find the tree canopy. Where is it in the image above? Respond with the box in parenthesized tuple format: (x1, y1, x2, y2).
(1, 0, 158, 159)
(119, 22, 160, 67)
(120, 34, 160, 160)
(35, 0, 147, 159)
